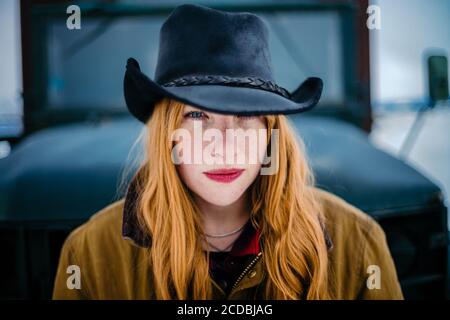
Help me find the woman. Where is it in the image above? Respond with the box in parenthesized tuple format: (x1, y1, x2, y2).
(53, 4, 403, 300)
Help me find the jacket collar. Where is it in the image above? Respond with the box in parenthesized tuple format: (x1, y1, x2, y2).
(122, 173, 333, 252)
(122, 172, 151, 247)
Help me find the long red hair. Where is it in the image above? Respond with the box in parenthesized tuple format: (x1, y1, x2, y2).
(126, 98, 330, 299)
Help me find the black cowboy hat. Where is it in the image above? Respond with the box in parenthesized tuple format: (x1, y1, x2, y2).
(124, 3, 323, 123)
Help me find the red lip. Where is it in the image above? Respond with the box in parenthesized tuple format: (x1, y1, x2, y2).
(203, 168, 245, 183)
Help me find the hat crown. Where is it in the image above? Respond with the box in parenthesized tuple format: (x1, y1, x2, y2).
(154, 4, 275, 85)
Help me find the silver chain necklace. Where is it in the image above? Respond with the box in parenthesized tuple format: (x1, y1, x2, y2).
(203, 219, 248, 252)
(204, 220, 247, 238)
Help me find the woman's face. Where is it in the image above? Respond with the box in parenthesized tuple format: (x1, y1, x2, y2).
(173, 105, 268, 206)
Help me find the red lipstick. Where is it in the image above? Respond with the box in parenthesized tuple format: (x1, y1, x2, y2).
(203, 168, 245, 183)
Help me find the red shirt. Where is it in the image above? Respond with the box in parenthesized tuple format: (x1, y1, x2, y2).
(206, 219, 260, 294)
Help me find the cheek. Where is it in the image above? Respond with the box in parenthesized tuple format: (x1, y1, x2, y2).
(177, 164, 218, 202)
(242, 163, 262, 195)
(177, 163, 204, 190)
(234, 135, 268, 166)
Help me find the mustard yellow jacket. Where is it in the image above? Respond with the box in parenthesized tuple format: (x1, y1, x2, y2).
(52, 187, 404, 300)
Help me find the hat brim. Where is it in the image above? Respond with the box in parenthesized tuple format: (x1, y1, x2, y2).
(124, 58, 323, 123)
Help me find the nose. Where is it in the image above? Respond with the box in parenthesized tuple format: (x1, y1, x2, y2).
(213, 114, 236, 132)
(209, 115, 238, 160)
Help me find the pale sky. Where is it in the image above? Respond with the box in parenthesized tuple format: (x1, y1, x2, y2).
(370, 0, 450, 103)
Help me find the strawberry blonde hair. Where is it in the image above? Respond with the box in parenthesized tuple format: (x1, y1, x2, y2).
(126, 97, 330, 299)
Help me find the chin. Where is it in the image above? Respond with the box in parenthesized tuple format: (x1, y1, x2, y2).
(198, 185, 247, 207)
(205, 196, 242, 207)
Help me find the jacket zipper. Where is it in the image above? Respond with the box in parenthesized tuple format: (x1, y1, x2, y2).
(231, 251, 263, 290)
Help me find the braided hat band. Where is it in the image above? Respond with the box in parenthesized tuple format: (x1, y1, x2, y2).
(123, 4, 323, 123)
(162, 75, 291, 100)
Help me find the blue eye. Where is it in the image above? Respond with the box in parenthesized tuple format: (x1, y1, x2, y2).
(184, 111, 207, 120)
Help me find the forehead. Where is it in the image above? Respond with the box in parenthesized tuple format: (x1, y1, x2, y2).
(184, 104, 213, 112)
(184, 104, 203, 111)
